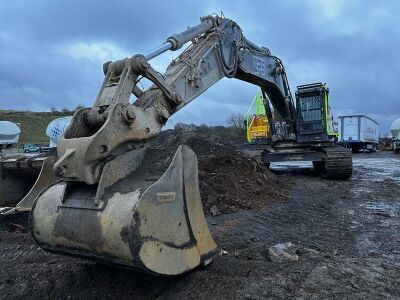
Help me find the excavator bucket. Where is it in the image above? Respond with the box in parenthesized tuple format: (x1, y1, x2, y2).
(31, 145, 218, 276)
(0, 156, 59, 215)
(0, 156, 59, 214)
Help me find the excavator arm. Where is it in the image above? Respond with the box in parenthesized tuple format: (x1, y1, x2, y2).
(30, 15, 298, 276)
(56, 15, 296, 186)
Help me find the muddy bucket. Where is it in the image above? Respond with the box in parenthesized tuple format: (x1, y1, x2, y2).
(30, 145, 218, 276)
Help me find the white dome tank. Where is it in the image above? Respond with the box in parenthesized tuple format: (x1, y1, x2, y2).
(391, 118, 400, 139)
(46, 116, 73, 147)
(0, 121, 21, 145)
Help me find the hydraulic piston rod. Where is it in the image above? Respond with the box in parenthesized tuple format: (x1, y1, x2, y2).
(143, 17, 215, 60)
(143, 43, 173, 60)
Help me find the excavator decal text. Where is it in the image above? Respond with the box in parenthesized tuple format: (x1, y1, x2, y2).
(253, 56, 266, 76)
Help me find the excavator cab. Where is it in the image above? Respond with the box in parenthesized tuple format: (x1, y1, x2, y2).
(295, 83, 338, 143)
(262, 82, 352, 179)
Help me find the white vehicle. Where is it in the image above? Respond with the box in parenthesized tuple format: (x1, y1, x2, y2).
(0, 121, 21, 148)
(338, 115, 379, 152)
(391, 118, 400, 153)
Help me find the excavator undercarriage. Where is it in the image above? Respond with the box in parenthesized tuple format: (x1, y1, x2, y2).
(262, 143, 352, 179)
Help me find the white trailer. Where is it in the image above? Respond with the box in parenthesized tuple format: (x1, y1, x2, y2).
(338, 115, 379, 153)
(391, 118, 400, 153)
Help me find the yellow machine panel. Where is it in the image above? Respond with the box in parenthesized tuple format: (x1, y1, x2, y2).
(246, 92, 272, 143)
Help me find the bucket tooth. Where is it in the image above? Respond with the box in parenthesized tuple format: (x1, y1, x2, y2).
(30, 145, 218, 276)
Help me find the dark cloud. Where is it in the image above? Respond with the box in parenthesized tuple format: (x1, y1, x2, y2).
(0, 0, 398, 133)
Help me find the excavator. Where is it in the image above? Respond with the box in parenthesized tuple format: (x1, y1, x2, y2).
(261, 82, 349, 179)
(28, 15, 352, 276)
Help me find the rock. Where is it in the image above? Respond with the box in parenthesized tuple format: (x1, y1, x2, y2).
(296, 246, 320, 256)
(17, 282, 27, 291)
(6, 222, 27, 233)
(210, 205, 220, 216)
(267, 242, 299, 262)
(350, 281, 360, 290)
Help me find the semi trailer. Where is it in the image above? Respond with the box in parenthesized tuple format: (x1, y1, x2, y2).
(391, 118, 400, 153)
(338, 115, 379, 152)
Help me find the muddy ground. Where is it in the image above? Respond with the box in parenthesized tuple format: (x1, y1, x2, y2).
(0, 150, 399, 299)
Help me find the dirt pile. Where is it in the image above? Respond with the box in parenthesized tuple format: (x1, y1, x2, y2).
(153, 130, 289, 215)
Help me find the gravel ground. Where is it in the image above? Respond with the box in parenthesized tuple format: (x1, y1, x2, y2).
(0, 150, 399, 299)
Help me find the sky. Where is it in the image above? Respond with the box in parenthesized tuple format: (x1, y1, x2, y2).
(0, 0, 398, 135)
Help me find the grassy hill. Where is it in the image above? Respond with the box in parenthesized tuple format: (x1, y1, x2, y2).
(0, 110, 74, 144)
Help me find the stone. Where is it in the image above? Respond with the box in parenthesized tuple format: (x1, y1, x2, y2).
(267, 242, 299, 262)
(210, 205, 220, 216)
